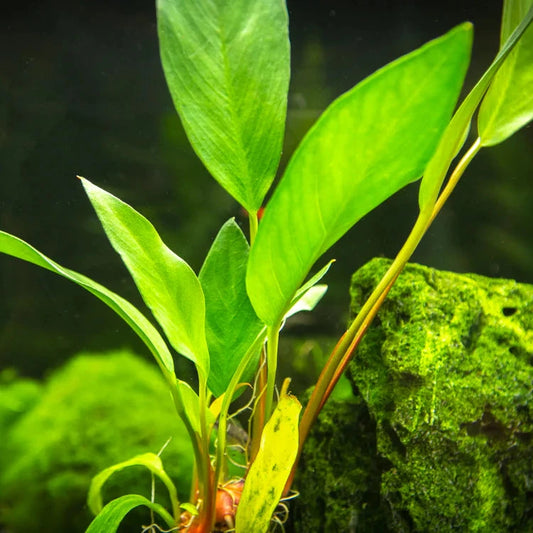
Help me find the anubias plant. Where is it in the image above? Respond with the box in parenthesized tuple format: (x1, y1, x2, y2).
(1, 0, 532, 531)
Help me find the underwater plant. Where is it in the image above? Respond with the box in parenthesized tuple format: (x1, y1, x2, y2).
(1, 0, 532, 531)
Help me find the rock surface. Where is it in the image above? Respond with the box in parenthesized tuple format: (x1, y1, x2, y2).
(290, 258, 533, 532)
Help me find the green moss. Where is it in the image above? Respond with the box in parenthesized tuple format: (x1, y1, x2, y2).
(0, 350, 193, 533)
(290, 395, 388, 532)
(352, 258, 533, 531)
(0, 369, 42, 433)
(292, 258, 533, 532)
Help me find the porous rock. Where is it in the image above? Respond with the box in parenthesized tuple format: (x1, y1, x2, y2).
(291, 258, 533, 532)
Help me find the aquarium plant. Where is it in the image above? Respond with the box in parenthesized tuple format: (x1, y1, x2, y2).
(1, 0, 532, 531)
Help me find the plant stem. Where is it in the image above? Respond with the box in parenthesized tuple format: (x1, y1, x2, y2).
(249, 346, 267, 462)
(247, 208, 268, 460)
(248, 210, 259, 244)
(213, 330, 267, 499)
(297, 209, 431, 449)
(321, 273, 399, 406)
(197, 374, 216, 531)
(265, 324, 281, 421)
(168, 383, 205, 497)
(427, 136, 481, 227)
(288, 137, 482, 493)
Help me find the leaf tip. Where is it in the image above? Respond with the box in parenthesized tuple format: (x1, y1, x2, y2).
(280, 377, 291, 398)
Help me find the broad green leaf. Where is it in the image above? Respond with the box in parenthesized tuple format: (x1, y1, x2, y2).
(88, 453, 179, 519)
(199, 219, 264, 396)
(81, 178, 209, 378)
(247, 24, 472, 326)
(419, 6, 533, 208)
(157, 0, 290, 211)
(0, 231, 174, 376)
(478, 1, 533, 145)
(235, 383, 301, 533)
(85, 494, 175, 533)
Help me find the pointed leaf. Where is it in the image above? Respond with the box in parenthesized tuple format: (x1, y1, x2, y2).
(85, 494, 175, 533)
(419, 7, 533, 209)
(176, 379, 215, 437)
(478, 1, 533, 145)
(0, 231, 174, 376)
(285, 284, 328, 320)
(235, 383, 301, 533)
(199, 219, 264, 396)
(157, 0, 290, 211)
(81, 178, 209, 377)
(247, 24, 472, 325)
(180, 502, 199, 516)
(287, 261, 333, 311)
(88, 453, 179, 518)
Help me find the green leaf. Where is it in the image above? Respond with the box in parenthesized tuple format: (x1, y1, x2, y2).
(157, 0, 290, 211)
(478, 1, 533, 145)
(286, 260, 333, 312)
(88, 453, 179, 519)
(285, 284, 328, 320)
(175, 379, 215, 437)
(419, 7, 533, 209)
(180, 502, 198, 516)
(85, 494, 175, 533)
(235, 384, 301, 533)
(0, 231, 175, 376)
(247, 24, 472, 326)
(199, 219, 264, 396)
(81, 177, 209, 378)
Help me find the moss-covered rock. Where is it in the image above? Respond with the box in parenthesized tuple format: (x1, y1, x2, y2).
(290, 394, 388, 532)
(291, 258, 533, 532)
(0, 350, 193, 533)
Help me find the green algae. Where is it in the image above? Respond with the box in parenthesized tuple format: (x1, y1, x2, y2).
(0, 369, 42, 433)
(290, 395, 387, 532)
(291, 258, 533, 532)
(0, 350, 193, 533)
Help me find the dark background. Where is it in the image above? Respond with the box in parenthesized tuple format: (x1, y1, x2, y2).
(1, 0, 531, 377)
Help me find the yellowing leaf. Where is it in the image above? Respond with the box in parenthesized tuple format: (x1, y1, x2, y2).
(235, 381, 301, 533)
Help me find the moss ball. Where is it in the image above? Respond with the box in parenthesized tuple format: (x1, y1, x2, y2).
(0, 350, 193, 533)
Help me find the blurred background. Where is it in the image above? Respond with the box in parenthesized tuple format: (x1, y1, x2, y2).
(1, 0, 531, 379)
